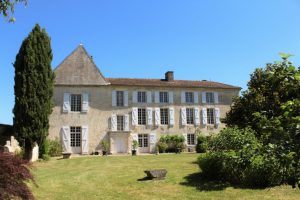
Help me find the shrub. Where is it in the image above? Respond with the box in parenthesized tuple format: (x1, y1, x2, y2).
(156, 141, 168, 153)
(198, 152, 225, 180)
(48, 137, 62, 157)
(196, 134, 208, 153)
(101, 140, 110, 152)
(0, 151, 35, 200)
(159, 135, 185, 153)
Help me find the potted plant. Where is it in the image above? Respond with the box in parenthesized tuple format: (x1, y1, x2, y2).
(132, 140, 139, 156)
(101, 140, 109, 156)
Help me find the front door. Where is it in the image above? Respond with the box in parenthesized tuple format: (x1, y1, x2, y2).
(138, 134, 149, 153)
(70, 126, 81, 154)
(115, 137, 127, 153)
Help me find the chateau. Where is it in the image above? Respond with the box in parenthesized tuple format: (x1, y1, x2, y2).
(49, 45, 241, 154)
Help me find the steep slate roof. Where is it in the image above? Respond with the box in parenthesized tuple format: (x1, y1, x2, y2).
(107, 78, 241, 89)
(54, 45, 109, 85)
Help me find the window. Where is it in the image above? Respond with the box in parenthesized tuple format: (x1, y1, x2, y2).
(185, 92, 194, 103)
(207, 108, 215, 124)
(70, 126, 81, 147)
(137, 91, 147, 103)
(138, 108, 146, 125)
(70, 94, 82, 112)
(159, 92, 169, 103)
(187, 134, 195, 145)
(186, 108, 194, 124)
(206, 92, 215, 104)
(138, 134, 148, 147)
(160, 108, 169, 125)
(117, 115, 124, 131)
(116, 91, 124, 106)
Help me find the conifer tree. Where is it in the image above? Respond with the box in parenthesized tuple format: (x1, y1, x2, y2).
(13, 24, 54, 159)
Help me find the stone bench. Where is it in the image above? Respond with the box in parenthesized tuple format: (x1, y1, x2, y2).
(144, 169, 167, 180)
(62, 152, 72, 159)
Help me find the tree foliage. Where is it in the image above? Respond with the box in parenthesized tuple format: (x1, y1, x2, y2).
(0, 0, 27, 22)
(13, 24, 54, 159)
(0, 151, 35, 200)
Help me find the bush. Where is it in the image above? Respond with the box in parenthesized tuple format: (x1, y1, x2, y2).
(48, 137, 62, 157)
(156, 141, 168, 153)
(198, 152, 225, 180)
(0, 151, 35, 200)
(159, 135, 185, 153)
(196, 134, 209, 153)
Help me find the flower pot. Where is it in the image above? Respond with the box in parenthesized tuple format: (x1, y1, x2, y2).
(132, 149, 137, 156)
(102, 151, 108, 156)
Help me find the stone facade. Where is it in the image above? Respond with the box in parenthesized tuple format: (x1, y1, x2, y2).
(49, 45, 241, 155)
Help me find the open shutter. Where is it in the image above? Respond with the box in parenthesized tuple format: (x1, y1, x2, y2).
(149, 133, 157, 144)
(169, 107, 175, 126)
(154, 108, 161, 126)
(81, 126, 89, 154)
(194, 92, 199, 104)
(215, 108, 220, 125)
(181, 91, 186, 103)
(202, 92, 206, 104)
(183, 133, 188, 145)
(214, 92, 219, 104)
(194, 107, 200, 126)
(124, 114, 129, 131)
(202, 108, 207, 125)
(61, 126, 70, 152)
(168, 91, 173, 103)
(147, 107, 153, 126)
(132, 91, 137, 103)
(132, 133, 138, 141)
(155, 91, 159, 103)
(132, 107, 138, 126)
(63, 93, 70, 113)
(181, 107, 187, 125)
(82, 93, 89, 112)
(147, 91, 152, 103)
(124, 91, 128, 106)
(111, 114, 117, 131)
(112, 90, 116, 106)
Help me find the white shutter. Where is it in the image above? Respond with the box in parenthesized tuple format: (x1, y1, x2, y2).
(154, 107, 161, 126)
(132, 107, 138, 126)
(147, 107, 153, 126)
(215, 108, 220, 125)
(214, 92, 219, 104)
(63, 93, 70, 113)
(124, 91, 128, 106)
(183, 133, 188, 145)
(111, 114, 117, 131)
(112, 90, 116, 106)
(194, 107, 200, 126)
(124, 114, 129, 131)
(147, 91, 152, 103)
(181, 107, 187, 125)
(194, 92, 199, 104)
(132, 91, 137, 103)
(61, 126, 70, 152)
(149, 133, 157, 144)
(155, 91, 159, 103)
(202, 107, 207, 125)
(181, 91, 186, 103)
(169, 107, 175, 126)
(82, 93, 89, 112)
(168, 91, 173, 103)
(202, 92, 206, 103)
(81, 126, 89, 154)
(132, 133, 138, 141)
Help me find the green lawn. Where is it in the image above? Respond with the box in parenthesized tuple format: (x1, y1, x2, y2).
(30, 154, 300, 200)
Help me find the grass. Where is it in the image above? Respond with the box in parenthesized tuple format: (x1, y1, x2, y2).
(30, 153, 300, 200)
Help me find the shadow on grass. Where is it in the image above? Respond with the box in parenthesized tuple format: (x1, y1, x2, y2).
(180, 172, 229, 191)
(137, 176, 152, 181)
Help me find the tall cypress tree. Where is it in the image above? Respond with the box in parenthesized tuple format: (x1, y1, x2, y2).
(13, 24, 54, 159)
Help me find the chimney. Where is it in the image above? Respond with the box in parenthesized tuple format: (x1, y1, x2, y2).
(165, 71, 174, 81)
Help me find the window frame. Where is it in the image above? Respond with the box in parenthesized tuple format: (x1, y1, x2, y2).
(137, 91, 147, 103)
(70, 94, 82, 112)
(160, 108, 169, 125)
(186, 108, 194, 125)
(185, 92, 194, 103)
(116, 91, 124, 107)
(138, 108, 146, 125)
(206, 92, 215, 104)
(207, 108, 215, 124)
(70, 126, 81, 147)
(159, 92, 169, 103)
(138, 134, 149, 147)
(187, 133, 195, 145)
(117, 115, 124, 131)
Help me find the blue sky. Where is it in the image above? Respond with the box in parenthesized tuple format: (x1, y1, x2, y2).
(1, 0, 300, 125)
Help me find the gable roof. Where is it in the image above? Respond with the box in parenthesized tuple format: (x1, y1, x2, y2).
(107, 78, 241, 90)
(54, 45, 109, 85)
